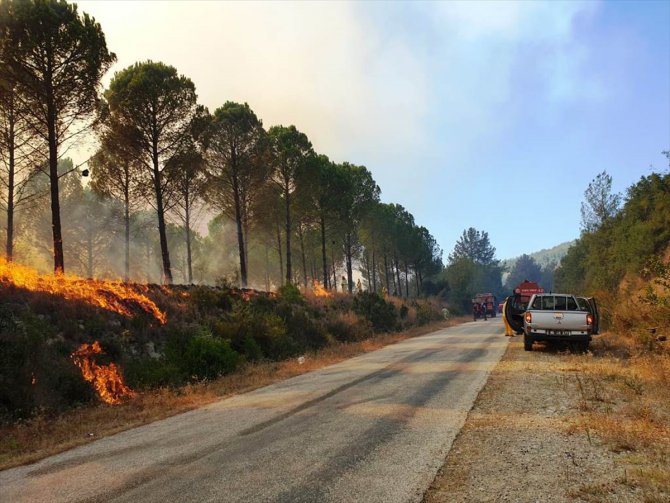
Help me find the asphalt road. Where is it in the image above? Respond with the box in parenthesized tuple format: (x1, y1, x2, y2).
(0, 319, 507, 503)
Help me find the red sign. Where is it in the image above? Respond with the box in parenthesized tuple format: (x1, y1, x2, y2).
(514, 281, 544, 296)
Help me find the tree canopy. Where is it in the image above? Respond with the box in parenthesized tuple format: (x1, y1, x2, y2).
(0, 0, 115, 273)
(105, 61, 198, 284)
(448, 227, 496, 265)
(580, 170, 621, 233)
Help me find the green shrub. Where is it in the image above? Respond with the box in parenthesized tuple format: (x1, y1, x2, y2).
(416, 302, 443, 325)
(124, 357, 185, 389)
(0, 305, 94, 419)
(325, 312, 373, 342)
(353, 292, 397, 332)
(189, 286, 234, 313)
(276, 302, 330, 351)
(181, 334, 240, 380)
(277, 283, 303, 304)
(231, 334, 263, 362)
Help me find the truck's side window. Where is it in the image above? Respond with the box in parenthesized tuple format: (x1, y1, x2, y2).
(567, 297, 578, 310)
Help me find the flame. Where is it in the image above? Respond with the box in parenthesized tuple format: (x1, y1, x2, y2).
(71, 341, 135, 405)
(312, 279, 332, 297)
(0, 258, 166, 324)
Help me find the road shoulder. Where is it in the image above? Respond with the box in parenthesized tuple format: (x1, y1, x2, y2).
(424, 337, 641, 503)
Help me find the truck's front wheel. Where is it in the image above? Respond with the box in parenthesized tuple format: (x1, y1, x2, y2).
(524, 335, 533, 351)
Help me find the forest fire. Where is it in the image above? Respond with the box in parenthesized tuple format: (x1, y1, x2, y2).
(71, 341, 136, 405)
(0, 258, 166, 324)
(312, 280, 332, 297)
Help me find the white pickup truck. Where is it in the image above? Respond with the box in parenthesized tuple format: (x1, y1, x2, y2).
(523, 293, 599, 352)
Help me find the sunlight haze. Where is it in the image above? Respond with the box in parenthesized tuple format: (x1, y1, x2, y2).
(77, 0, 670, 259)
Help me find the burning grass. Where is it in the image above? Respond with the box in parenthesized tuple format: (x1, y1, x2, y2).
(0, 259, 457, 469)
(0, 258, 166, 324)
(71, 342, 136, 405)
(0, 317, 467, 470)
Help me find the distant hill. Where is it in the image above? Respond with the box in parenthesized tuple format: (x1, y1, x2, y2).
(501, 240, 575, 272)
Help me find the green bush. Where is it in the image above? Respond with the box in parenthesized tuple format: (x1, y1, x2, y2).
(277, 283, 303, 304)
(325, 313, 373, 342)
(276, 302, 330, 351)
(181, 334, 240, 380)
(189, 286, 234, 313)
(124, 357, 185, 389)
(416, 302, 443, 325)
(0, 305, 94, 419)
(353, 292, 397, 332)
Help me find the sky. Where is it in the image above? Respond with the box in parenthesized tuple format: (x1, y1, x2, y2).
(76, 0, 670, 261)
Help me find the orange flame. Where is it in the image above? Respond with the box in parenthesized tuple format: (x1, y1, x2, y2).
(71, 341, 135, 405)
(312, 279, 332, 297)
(0, 258, 166, 324)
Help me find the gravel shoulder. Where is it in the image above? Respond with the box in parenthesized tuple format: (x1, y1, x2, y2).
(424, 337, 641, 503)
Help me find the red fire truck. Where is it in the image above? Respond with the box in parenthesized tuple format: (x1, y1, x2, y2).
(472, 292, 497, 320)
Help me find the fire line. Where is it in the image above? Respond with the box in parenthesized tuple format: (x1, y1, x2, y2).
(71, 341, 135, 405)
(0, 258, 166, 324)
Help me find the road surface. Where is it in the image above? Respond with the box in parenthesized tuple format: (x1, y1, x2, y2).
(0, 320, 507, 503)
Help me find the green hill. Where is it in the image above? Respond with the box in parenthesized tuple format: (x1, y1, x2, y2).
(502, 240, 575, 271)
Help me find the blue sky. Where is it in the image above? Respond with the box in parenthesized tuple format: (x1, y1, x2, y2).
(77, 0, 670, 260)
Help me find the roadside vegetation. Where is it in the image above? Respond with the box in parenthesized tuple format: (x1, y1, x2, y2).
(553, 162, 670, 500)
(0, 272, 446, 418)
(0, 279, 460, 469)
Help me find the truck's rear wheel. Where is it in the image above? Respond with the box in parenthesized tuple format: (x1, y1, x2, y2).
(524, 336, 533, 351)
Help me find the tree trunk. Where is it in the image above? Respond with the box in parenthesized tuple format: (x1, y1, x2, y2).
(185, 207, 193, 284)
(364, 252, 371, 290)
(414, 264, 420, 298)
(152, 141, 172, 284)
(394, 254, 402, 297)
(331, 244, 337, 292)
(5, 112, 15, 261)
(284, 179, 292, 284)
(264, 242, 270, 291)
(320, 214, 328, 289)
(123, 176, 130, 282)
(298, 224, 308, 287)
(275, 221, 284, 286)
(243, 213, 250, 279)
(371, 248, 377, 293)
(46, 89, 64, 274)
(232, 159, 247, 287)
(345, 232, 353, 293)
(383, 250, 390, 295)
(404, 261, 410, 299)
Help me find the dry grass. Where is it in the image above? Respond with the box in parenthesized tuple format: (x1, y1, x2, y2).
(0, 316, 467, 471)
(566, 332, 670, 501)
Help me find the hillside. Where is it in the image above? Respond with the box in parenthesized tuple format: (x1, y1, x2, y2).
(0, 258, 444, 420)
(501, 240, 575, 270)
